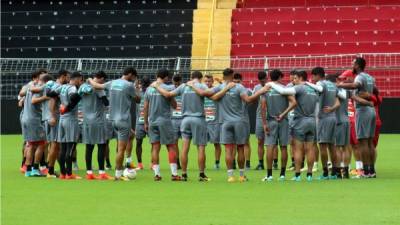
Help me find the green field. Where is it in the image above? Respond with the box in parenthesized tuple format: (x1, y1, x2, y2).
(2, 134, 400, 225)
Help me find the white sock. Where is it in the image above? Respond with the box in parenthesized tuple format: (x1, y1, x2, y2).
(87, 170, 93, 175)
(227, 169, 234, 177)
(170, 163, 178, 176)
(126, 157, 132, 163)
(356, 161, 362, 170)
(115, 170, 123, 178)
(153, 164, 161, 176)
(340, 162, 345, 167)
(99, 170, 105, 174)
(359, 161, 363, 169)
(313, 162, 318, 167)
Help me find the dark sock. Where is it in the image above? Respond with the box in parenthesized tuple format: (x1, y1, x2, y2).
(85, 144, 95, 171)
(106, 158, 112, 167)
(323, 167, 329, 177)
(370, 164, 375, 174)
(48, 166, 55, 175)
(246, 160, 250, 167)
(97, 144, 106, 171)
(331, 167, 337, 176)
(306, 172, 312, 177)
(66, 143, 75, 175)
(280, 167, 286, 176)
(273, 159, 278, 164)
(295, 172, 301, 177)
(258, 159, 264, 165)
(33, 163, 39, 170)
(27, 165, 32, 172)
(21, 157, 26, 167)
(363, 165, 369, 175)
(59, 143, 67, 175)
(182, 173, 187, 178)
(291, 157, 294, 163)
(199, 172, 206, 178)
(215, 160, 220, 165)
(267, 169, 272, 177)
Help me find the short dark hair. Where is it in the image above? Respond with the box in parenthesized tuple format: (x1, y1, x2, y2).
(41, 74, 53, 83)
(257, 71, 267, 80)
(354, 57, 366, 71)
(204, 74, 213, 79)
(233, 73, 242, 80)
(296, 70, 308, 81)
(290, 69, 297, 75)
(172, 74, 181, 82)
(70, 71, 83, 79)
(311, 67, 325, 78)
(191, 71, 203, 80)
(123, 66, 137, 76)
(269, 69, 284, 81)
(31, 71, 40, 80)
(57, 69, 69, 78)
(325, 74, 338, 83)
(157, 69, 170, 79)
(223, 68, 234, 77)
(94, 71, 107, 80)
(141, 76, 151, 91)
(37, 68, 47, 75)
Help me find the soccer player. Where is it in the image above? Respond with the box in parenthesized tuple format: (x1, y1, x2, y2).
(286, 70, 297, 171)
(310, 67, 344, 179)
(79, 71, 112, 180)
(43, 69, 70, 178)
(261, 69, 297, 181)
(253, 71, 267, 170)
(144, 69, 182, 181)
(153, 71, 210, 181)
(48, 72, 84, 179)
(88, 67, 140, 181)
(135, 76, 151, 170)
(203, 74, 222, 169)
(210, 68, 270, 182)
(268, 71, 318, 181)
(20, 74, 52, 177)
(171, 74, 183, 169)
(338, 57, 377, 178)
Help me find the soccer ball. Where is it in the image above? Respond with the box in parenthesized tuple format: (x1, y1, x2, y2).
(123, 168, 137, 180)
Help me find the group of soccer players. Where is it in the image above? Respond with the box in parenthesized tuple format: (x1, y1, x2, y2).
(18, 56, 382, 182)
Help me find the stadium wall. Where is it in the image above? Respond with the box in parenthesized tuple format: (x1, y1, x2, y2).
(2, 99, 400, 134)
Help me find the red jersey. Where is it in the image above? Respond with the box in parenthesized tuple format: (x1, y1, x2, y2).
(370, 94, 382, 126)
(348, 99, 356, 122)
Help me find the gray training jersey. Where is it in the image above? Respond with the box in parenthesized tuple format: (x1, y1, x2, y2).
(136, 91, 145, 125)
(172, 82, 207, 117)
(41, 85, 52, 121)
(104, 79, 137, 122)
(144, 83, 174, 124)
(54, 84, 79, 119)
(241, 89, 252, 123)
(21, 86, 42, 124)
(253, 84, 264, 120)
(79, 83, 107, 124)
(263, 83, 289, 120)
(212, 82, 248, 123)
(294, 84, 319, 118)
(318, 80, 339, 118)
(354, 72, 375, 110)
(336, 89, 350, 123)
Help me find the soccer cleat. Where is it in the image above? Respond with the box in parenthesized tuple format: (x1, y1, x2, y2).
(137, 163, 144, 170)
(279, 175, 285, 181)
(46, 173, 58, 179)
(154, 175, 162, 181)
(199, 176, 211, 182)
(126, 162, 136, 169)
(255, 164, 264, 170)
(114, 176, 130, 181)
(171, 175, 183, 181)
(291, 176, 301, 182)
(86, 173, 98, 180)
(214, 163, 220, 170)
(273, 163, 278, 170)
(30, 169, 44, 177)
(318, 175, 329, 180)
(306, 175, 313, 182)
(239, 176, 248, 183)
(261, 176, 273, 182)
(329, 175, 338, 180)
(286, 165, 295, 171)
(349, 169, 358, 176)
(20, 165, 27, 173)
(59, 174, 66, 179)
(181, 174, 188, 181)
(40, 167, 48, 175)
(65, 174, 82, 180)
(98, 173, 114, 180)
(24, 171, 32, 177)
(227, 176, 236, 183)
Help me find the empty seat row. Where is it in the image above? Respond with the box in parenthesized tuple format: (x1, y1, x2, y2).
(232, 6, 399, 21)
(2, 0, 197, 11)
(2, 9, 193, 25)
(231, 42, 400, 56)
(232, 30, 399, 44)
(1, 45, 192, 58)
(237, 0, 399, 8)
(2, 23, 192, 36)
(2, 33, 192, 48)
(231, 19, 400, 32)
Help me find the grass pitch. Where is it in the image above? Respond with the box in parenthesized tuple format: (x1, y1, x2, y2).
(2, 134, 400, 225)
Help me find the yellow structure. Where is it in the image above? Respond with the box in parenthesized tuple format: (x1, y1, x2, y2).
(191, 0, 237, 79)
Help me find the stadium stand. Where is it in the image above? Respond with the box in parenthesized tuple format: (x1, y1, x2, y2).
(1, 0, 197, 58)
